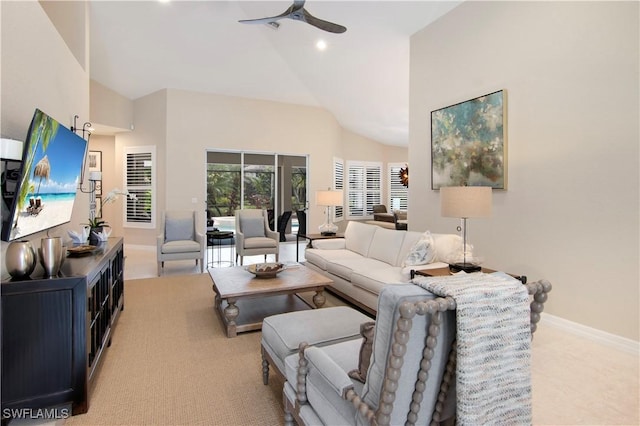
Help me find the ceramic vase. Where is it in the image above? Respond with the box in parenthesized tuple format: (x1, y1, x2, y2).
(5, 240, 37, 279)
(89, 227, 102, 246)
(39, 237, 63, 278)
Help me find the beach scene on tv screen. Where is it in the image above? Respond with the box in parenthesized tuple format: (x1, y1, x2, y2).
(8, 110, 86, 241)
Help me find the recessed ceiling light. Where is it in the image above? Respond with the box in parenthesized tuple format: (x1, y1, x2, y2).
(316, 40, 327, 51)
(158, 0, 170, 3)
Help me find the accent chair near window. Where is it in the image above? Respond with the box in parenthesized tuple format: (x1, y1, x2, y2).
(156, 210, 205, 276)
(235, 209, 279, 265)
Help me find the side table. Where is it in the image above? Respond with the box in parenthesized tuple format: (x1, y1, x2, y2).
(412, 266, 527, 284)
(207, 230, 234, 267)
(296, 232, 345, 262)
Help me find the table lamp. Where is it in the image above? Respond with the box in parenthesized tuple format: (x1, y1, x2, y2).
(316, 189, 343, 236)
(440, 186, 492, 273)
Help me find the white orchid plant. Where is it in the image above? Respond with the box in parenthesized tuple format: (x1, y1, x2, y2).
(85, 189, 137, 228)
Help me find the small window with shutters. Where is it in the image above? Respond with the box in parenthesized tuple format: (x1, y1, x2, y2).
(124, 146, 155, 228)
(346, 161, 382, 219)
(388, 163, 408, 211)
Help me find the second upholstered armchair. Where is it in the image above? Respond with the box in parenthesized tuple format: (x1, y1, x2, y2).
(235, 209, 279, 265)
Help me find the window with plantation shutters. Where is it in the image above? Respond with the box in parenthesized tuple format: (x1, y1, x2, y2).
(333, 157, 344, 222)
(346, 161, 382, 219)
(124, 146, 155, 228)
(388, 163, 408, 211)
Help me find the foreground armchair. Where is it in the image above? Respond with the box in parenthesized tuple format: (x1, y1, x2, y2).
(283, 274, 551, 425)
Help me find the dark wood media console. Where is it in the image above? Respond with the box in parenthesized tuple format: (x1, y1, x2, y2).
(1, 237, 124, 421)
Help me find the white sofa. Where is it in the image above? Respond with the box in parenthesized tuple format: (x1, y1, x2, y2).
(304, 221, 462, 314)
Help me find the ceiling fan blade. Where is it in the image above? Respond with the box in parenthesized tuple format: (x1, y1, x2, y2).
(239, 0, 346, 34)
(239, 4, 297, 25)
(302, 9, 347, 33)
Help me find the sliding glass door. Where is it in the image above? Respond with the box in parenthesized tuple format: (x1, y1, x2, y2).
(206, 150, 307, 238)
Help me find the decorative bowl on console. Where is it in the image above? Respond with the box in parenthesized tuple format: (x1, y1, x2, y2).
(246, 262, 285, 278)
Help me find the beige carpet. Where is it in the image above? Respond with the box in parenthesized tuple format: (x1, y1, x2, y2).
(66, 273, 287, 425)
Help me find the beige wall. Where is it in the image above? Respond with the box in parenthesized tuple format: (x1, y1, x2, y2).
(88, 135, 120, 234)
(114, 90, 168, 245)
(113, 88, 406, 245)
(165, 89, 343, 237)
(39, 0, 88, 71)
(90, 80, 134, 132)
(1, 1, 90, 257)
(409, 1, 639, 340)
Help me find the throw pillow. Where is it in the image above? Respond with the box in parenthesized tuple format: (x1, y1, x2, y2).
(165, 217, 193, 242)
(348, 321, 376, 383)
(242, 217, 265, 238)
(403, 231, 435, 266)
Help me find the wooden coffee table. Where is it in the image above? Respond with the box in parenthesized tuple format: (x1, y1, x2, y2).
(208, 264, 333, 338)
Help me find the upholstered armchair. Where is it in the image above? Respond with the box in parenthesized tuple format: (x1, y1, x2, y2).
(156, 210, 205, 276)
(235, 209, 279, 265)
(283, 275, 552, 425)
(372, 204, 394, 224)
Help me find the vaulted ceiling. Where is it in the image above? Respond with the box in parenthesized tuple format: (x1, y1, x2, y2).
(89, 1, 461, 146)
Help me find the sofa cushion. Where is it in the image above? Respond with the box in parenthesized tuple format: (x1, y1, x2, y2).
(351, 267, 407, 295)
(368, 227, 407, 266)
(344, 221, 377, 257)
(305, 248, 362, 271)
(326, 257, 390, 283)
(161, 240, 200, 254)
(164, 212, 194, 242)
(241, 216, 265, 238)
(285, 339, 364, 426)
(244, 236, 277, 248)
(311, 239, 346, 250)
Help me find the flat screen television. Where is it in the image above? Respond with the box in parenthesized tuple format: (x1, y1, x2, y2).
(1, 109, 88, 242)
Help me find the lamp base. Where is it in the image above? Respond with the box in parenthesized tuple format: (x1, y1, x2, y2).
(320, 231, 336, 236)
(318, 221, 338, 236)
(448, 262, 482, 273)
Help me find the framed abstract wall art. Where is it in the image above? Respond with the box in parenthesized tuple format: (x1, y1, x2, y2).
(431, 90, 507, 189)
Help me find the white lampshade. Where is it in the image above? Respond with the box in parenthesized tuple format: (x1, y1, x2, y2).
(441, 186, 492, 218)
(315, 190, 343, 207)
(0, 138, 24, 160)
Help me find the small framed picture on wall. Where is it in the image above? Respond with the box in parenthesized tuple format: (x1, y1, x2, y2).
(88, 150, 102, 173)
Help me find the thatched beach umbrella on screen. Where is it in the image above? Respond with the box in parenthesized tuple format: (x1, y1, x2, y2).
(33, 155, 50, 195)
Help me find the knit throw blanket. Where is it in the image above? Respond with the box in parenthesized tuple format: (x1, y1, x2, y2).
(412, 272, 532, 425)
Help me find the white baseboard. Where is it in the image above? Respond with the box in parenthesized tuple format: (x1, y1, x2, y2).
(124, 243, 156, 252)
(541, 314, 639, 356)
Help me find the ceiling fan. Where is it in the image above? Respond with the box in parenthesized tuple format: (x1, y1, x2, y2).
(239, 0, 347, 34)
